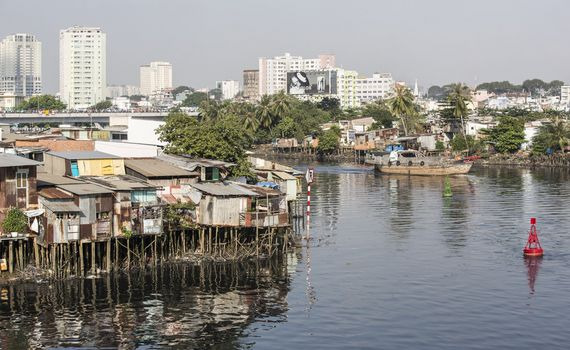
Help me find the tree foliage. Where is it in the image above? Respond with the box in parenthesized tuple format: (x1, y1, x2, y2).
(182, 92, 208, 107)
(15, 95, 66, 111)
(484, 116, 526, 153)
(317, 125, 340, 154)
(531, 117, 570, 154)
(172, 85, 193, 96)
(2, 207, 28, 233)
(91, 100, 112, 111)
(387, 85, 417, 135)
(362, 101, 396, 129)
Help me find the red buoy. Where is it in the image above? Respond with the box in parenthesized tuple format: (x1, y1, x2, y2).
(523, 218, 544, 257)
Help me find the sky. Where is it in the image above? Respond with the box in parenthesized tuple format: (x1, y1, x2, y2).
(2, 0, 570, 94)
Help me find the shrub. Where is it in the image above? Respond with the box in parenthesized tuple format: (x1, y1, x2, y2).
(2, 208, 28, 234)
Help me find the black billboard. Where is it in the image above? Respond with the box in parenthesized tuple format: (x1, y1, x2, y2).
(287, 70, 337, 95)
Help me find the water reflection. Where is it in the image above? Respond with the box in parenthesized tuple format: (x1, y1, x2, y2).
(524, 256, 542, 295)
(0, 259, 291, 349)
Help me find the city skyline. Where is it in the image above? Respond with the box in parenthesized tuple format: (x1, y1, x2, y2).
(1, 0, 569, 93)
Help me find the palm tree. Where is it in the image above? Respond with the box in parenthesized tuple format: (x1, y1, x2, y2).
(256, 95, 274, 129)
(198, 100, 221, 122)
(539, 116, 570, 152)
(447, 83, 472, 151)
(270, 91, 292, 121)
(387, 84, 416, 136)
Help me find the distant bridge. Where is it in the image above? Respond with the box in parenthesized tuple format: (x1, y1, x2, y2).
(0, 111, 197, 126)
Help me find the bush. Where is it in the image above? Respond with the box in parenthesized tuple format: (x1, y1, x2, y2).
(435, 140, 445, 151)
(2, 208, 28, 234)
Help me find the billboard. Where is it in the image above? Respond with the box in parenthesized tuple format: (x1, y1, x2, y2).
(287, 70, 337, 95)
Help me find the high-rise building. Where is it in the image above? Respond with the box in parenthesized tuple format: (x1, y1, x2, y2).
(242, 69, 259, 100)
(216, 80, 240, 100)
(285, 68, 358, 109)
(258, 52, 335, 96)
(0, 33, 42, 96)
(59, 26, 106, 109)
(106, 84, 140, 98)
(140, 61, 172, 96)
(355, 73, 395, 105)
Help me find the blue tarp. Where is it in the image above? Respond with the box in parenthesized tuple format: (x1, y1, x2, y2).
(256, 181, 280, 190)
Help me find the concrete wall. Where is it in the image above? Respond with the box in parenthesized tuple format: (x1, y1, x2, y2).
(127, 117, 166, 146)
(95, 141, 159, 158)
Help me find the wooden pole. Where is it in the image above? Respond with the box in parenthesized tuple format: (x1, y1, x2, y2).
(79, 241, 84, 276)
(91, 242, 96, 275)
(106, 239, 111, 272)
(33, 237, 39, 268)
(8, 241, 13, 274)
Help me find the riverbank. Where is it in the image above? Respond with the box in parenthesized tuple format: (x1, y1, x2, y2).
(477, 153, 570, 168)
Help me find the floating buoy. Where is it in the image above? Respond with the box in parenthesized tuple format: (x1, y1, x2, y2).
(523, 218, 544, 257)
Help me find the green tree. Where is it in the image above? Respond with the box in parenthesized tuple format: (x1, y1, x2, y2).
(198, 100, 222, 121)
(274, 116, 297, 138)
(484, 116, 526, 153)
(362, 100, 396, 129)
(2, 207, 28, 233)
(317, 97, 341, 116)
(317, 125, 340, 155)
(531, 117, 570, 154)
(387, 85, 416, 136)
(256, 95, 275, 129)
(91, 100, 112, 111)
(270, 91, 292, 122)
(182, 92, 208, 107)
(156, 111, 254, 177)
(172, 85, 193, 96)
(447, 83, 472, 151)
(15, 95, 66, 111)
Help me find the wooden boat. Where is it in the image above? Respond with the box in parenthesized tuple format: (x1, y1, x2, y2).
(365, 150, 472, 176)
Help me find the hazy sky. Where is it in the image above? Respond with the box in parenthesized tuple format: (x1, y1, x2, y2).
(2, 0, 569, 93)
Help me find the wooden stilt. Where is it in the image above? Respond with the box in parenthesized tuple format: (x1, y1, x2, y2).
(106, 239, 111, 272)
(34, 237, 39, 268)
(8, 241, 13, 274)
(79, 241, 84, 276)
(91, 241, 96, 275)
(127, 238, 130, 270)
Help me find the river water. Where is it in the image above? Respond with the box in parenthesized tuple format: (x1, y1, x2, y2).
(2, 164, 570, 349)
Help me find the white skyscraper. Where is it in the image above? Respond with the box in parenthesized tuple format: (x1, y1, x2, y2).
(139, 61, 172, 96)
(355, 73, 395, 105)
(258, 52, 335, 96)
(59, 26, 106, 109)
(216, 80, 240, 100)
(0, 33, 42, 96)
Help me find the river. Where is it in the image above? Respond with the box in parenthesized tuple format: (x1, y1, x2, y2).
(2, 164, 570, 349)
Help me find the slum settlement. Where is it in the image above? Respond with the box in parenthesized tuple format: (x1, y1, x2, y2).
(0, 139, 303, 278)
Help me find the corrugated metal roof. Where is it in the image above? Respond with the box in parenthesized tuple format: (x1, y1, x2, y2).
(38, 188, 74, 199)
(125, 158, 198, 178)
(47, 151, 119, 160)
(56, 183, 114, 195)
(272, 171, 297, 180)
(42, 200, 81, 213)
(191, 182, 259, 197)
(158, 154, 235, 171)
(234, 182, 282, 197)
(37, 173, 84, 186)
(81, 175, 157, 191)
(0, 154, 41, 167)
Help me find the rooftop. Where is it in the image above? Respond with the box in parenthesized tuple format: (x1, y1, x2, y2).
(158, 154, 235, 171)
(81, 175, 158, 191)
(125, 158, 198, 178)
(0, 153, 41, 167)
(57, 183, 114, 195)
(47, 151, 119, 160)
(37, 173, 84, 186)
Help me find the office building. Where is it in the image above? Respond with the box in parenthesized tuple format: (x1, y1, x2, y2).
(242, 69, 259, 100)
(216, 80, 240, 100)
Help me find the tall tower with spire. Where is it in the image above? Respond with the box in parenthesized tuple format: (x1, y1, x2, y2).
(413, 79, 419, 97)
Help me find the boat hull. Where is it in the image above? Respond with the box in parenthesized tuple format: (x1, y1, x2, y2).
(374, 162, 472, 176)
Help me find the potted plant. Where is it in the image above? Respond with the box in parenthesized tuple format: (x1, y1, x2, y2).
(2, 207, 28, 237)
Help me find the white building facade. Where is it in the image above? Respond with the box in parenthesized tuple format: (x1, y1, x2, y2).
(258, 52, 335, 96)
(107, 84, 140, 98)
(59, 27, 106, 109)
(140, 61, 172, 96)
(560, 86, 570, 106)
(216, 80, 240, 100)
(0, 33, 42, 96)
(355, 73, 395, 104)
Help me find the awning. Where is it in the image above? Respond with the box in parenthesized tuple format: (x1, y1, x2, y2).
(24, 209, 45, 218)
(42, 201, 81, 213)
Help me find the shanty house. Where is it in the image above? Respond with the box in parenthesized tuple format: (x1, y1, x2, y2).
(43, 151, 125, 177)
(267, 171, 298, 201)
(191, 182, 288, 228)
(158, 154, 234, 182)
(38, 188, 81, 244)
(55, 183, 115, 242)
(0, 154, 40, 235)
(81, 175, 163, 236)
(125, 157, 198, 190)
